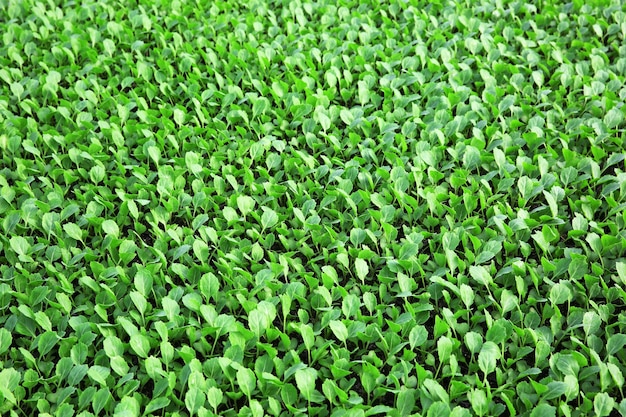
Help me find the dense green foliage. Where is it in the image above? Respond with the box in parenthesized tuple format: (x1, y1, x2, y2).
(1, 0, 626, 416)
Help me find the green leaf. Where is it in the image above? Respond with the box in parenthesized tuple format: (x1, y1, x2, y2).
(88, 365, 110, 387)
(207, 387, 223, 411)
(63, 222, 84, 241)
(340, 108, 354, 126)
(91, 388, 110, 416)
(34, 311, 52, 332)
(606, 334, 626, 356)
(463, 145, 481, 170)
(397, 387, 416, 416)
(543, 381, 567, 400)
(113, 394, 139, 417)
(399, 241, 420, 260)
(549, 282, 572, 305)
(67, 364, 88, 386)
(329, 320, 348, 343)
(469, 265, 493, 287)
(530, 403, 556, 417)
(237, 367, 256, 398)
(129, 291, 147, 316)
(134, 268, 153, 298)
(295, 367, 317, 401)
(38, 331, 59, 356)
(101, 219, 119, 236)
(478, 341, 500, 376)
(185, 388, 206, 416)
(568, 255, 589, 280)
(162, 296, 180, 322)
(468, 389, 489, 417)
(144, 397, 170, 414)
(10, 235, 30, 256)
(409, 325, 428, 349)
(594, 392, 615, 417)
(129, 333, 151, 358)
(604, 107, 623, 129)
(147, 145, 160, 165)
(0, 328, 13, 354)
(355, 258, 369, 282)
(261, 207, 278, 229)
(459, 284, 475, 308)
(423, 378, 449, 404)
(616, 262, 626, 285)
(437, 336, 453, 364)
(485, 319, 511, 344)
(474, 239, 502, 264)
(252, 97, 270, 119)
(237, 195, 256, 216)
(498, 95, 516, 115)
(342, 293, 360, 319)
(318, 111, 331, 131)
(583, 311, 602, 337)
(0, 368, 20, 405)
(300, 323, 315, 351)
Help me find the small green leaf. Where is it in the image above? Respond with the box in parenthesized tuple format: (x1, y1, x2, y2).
(498, 95, 516, 114)
(261, 207, 278, 229)
(0, 328, 12, 354)
(299, 323, 315, 351)
(583, 311, 601, 337)
(399, 241, 420, 260)
(468, 389, 488, 417)
(129, 291, 147, 316)
(616, 262, 626, 285)
(88, 365, 110, 387)
(568, 255, 589, 280)
(437, 336, 453, 364)
(129, 333, 151, 358)
(237, 195, 256, 216)
(113, 394, 139, 417)
(340, 108, 354, 126)
(329, 320, 348, 343)
(543, 381, 567, 400)
(147, 145, 160, 165)
(409, 325, 428, 349)
(0, 368, 20, 405)
(604, 107, 623, 129)
(162, 296, 180, 322)
(63, 222, 83, 241)
(34, 311, 52, 332)
(134, 268, 153, 298)
(185, 388, 206, 416)
(478, 341, 500, 376)
(101, 219, 119, 236)
(529, 403, 556, 417)
(469, 265, 493, 287)
(594, 392, 615, 417)
(397, 387, 416, 416)
(475, 239, 503, 264)
(144, 397, 170, 414)
(295, 367, 317, 401)
(318, 111, 331, 131)
(607, 334, 626, 356)
(550, 282, 572, 305)
(355, 258, 369, 282)
(237, 367, 256, 398)
(459, 284, 475, 308)
(38, 331, 59, 356)
(10, 236, 30, 256)
(207, 387, 223, 411)
(67, 364, 88, 386)
(252, 97, 270, 119)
